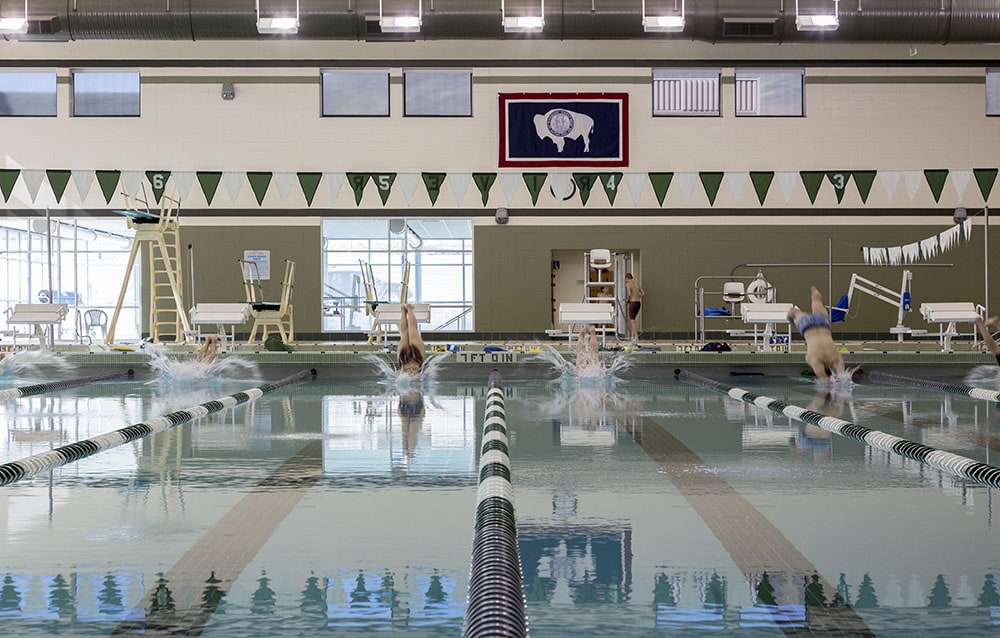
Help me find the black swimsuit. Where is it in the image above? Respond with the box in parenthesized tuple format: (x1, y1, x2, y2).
(398, 344, 424, 368)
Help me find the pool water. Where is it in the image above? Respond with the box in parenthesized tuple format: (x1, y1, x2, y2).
(0, 363, 998, 636)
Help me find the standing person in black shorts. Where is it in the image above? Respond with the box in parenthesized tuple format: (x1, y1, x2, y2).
(624, 273, 644, 343)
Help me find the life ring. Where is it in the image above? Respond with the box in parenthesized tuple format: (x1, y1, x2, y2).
(746, 277, 772, 303)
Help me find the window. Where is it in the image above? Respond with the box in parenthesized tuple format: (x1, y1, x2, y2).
(652, 70, 721, 116)
(0, 218, 141, 341)
(403, 69, 472, 116)
(321, 218, 473, 332)
(321, 70, 390, 116)
(72, 70, 140, 117)
(735, 69, 804, 117)
(0, 71, 57, 116)
(988, 69, 1000, 116)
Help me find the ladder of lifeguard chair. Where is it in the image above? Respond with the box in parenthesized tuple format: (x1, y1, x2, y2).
(148, 215, 186, 342)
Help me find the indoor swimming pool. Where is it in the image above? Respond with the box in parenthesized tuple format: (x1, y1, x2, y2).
(0, 355, 998, 637)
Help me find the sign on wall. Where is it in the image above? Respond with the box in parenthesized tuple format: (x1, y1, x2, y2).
(242, 249, 271, 281)
(498, 92, 629, 168)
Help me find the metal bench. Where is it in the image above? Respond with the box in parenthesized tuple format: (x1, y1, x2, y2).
(919, 302, 982, 352)
(189, 303, 250, 350)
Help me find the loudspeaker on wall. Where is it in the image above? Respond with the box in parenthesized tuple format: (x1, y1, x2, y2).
(495, 208, 509, 224)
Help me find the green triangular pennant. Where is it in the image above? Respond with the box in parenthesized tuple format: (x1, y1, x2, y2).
(247, 172, 273, 206)
(572, 174, 598, 205)
(473, 173, 496, 206)
(0, 169, 18, 202)
(749, 171, 774, 205)
(852, 171, 877, 203)
(800, 171, 825, 204)
(699, 172, 724, 206)
(347, 173, 370, 205)
(145, 170, 171, 203)
(422, 172, 446, 205)
(924, 169, 949, 203)
(372, 173, 396, 205)
(196, 171, 222, 205)
(648, 172, 674, 206)
(96, 170, 121, 204)
(974, 168, 998, 203)
(826, 171, 851, 203)
(45, 170, 71, 203)
(599, 173, 623, 205)
(522, 173, 547, 206)
(297, 172, 322, 206)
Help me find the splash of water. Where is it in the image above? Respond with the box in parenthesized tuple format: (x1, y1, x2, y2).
(360, 351, 443, 394)
(144, 345, 262, 387)
(964, 364, 1000, 388)
(0, 350, 74, 380)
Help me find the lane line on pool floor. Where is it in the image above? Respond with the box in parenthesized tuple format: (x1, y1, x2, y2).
(627, 416, 875, 636)
(112, 440, 324, 636)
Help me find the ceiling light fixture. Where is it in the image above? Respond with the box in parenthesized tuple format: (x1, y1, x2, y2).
(256, 0, 299, 34)
(379, 0, 422, 33)
(642, 0, 685, 33)
(795, 0, 839, 31)
(502, 0, 544, 34)
(0, 0, 28, 34)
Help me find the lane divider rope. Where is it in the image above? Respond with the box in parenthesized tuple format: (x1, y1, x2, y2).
(862, 369, 1000, 403)
(676, 368, 1000, 489)
(462, 370, 529, 638)
(0, 369, 133, 401)
(0, 369, 315, 488)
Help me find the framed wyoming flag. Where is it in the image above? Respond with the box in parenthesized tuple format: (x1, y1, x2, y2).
(498, 92, 629, 168)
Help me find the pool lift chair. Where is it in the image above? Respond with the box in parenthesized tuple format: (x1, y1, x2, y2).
(241, 259, 295, 345)
(831, 269, 924, 342)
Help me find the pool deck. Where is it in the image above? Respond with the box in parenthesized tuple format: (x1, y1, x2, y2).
(18, 337, 997, 381)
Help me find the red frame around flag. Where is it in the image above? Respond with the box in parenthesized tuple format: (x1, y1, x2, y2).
(498, 92, 629, 168)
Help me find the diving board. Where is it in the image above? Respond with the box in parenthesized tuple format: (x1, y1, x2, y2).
(919, 302, 982, 352)
(558, 302, 616, 345)
(739, 303, 794, 352)
(370, 303, 430, 344)
(6, 303, 69, 348)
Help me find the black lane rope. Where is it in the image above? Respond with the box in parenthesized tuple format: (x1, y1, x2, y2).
(0, 369, 316, 488)
(461, 370, 529, 638)
(862, 370, 1000, 403)
(676, 369, 1000, 489)
(0, 369, 133, 401)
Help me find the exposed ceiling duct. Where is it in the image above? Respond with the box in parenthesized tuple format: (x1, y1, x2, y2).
(1, 0, 999, 44)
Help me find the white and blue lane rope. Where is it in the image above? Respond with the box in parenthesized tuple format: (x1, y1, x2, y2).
(0, 370, 315, 488)
(462, 371, 529, 638)
(676, 369, 1000, 489)
(0, 369, 132, 401)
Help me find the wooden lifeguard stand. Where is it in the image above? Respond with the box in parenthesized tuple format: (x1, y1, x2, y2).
(105, 183, 191, 344)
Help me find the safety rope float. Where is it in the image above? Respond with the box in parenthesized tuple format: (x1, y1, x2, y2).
(676, 369, 1000, 489)
(461, 370, 529, 638)
(0, 369, 315, 488)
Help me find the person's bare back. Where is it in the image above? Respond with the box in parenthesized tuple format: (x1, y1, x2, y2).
(788, 287, 844, 381)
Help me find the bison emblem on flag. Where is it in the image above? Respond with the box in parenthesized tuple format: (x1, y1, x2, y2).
(499, 93, 628, 168)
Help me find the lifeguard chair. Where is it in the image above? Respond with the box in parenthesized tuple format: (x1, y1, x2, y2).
(242, 259, 295, 345)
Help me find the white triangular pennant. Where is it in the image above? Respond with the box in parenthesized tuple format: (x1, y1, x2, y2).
(223, 171, 243, 203)
(396, 173, 420, 206)
(120, 170, 143, 200)
(171, 171, 195, 202)
(498, 173, 520, 205)
(724, 172, 748, 204)
(272, 172, 295, 202)
(879, 170, 900, 202)
(72, 170, 95, 202)
(20, 169, 44, 202)
(950, 169, 972, 203)
(448, 172, 470, 206)
(623, 173, 646, 205)
(903, 170, 922, 202)
(323, 172, 344, 203)
(775, 171, 798, 204)
(674, 172, 698, 205)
